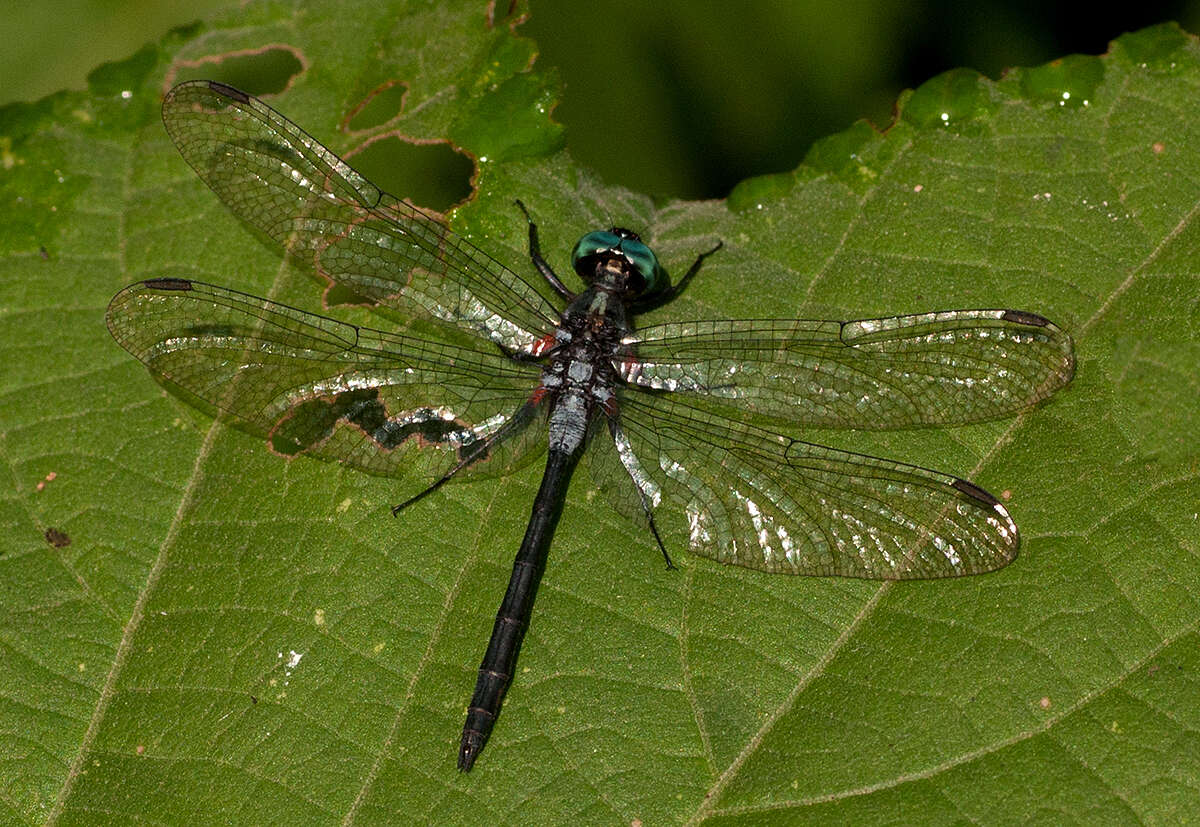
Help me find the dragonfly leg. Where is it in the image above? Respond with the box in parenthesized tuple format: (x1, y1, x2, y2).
(632, 238, 723, 313)
(391, 473, 454, 515)
(391, 399, 541, 515)
(390, 437, 495, 514)
(605, 416, 677, 570)
(647, 510, 676, 570)
(660, 239, 723, 302)
(515, 199, 575, 299)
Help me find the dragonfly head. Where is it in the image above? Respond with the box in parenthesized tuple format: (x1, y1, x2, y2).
(571, 228, 668, 299)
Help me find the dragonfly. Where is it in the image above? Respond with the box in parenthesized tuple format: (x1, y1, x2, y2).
(107, 80, 1075, 772)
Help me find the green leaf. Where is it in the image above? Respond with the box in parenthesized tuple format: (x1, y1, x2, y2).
(2, 3, 1197, 822)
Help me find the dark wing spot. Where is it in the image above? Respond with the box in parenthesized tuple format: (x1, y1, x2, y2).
(207, 80, 251, 103)
(144, 278, 193, 291)
(1001, 309, 1051, 327)
(951, 477, 1001, 508)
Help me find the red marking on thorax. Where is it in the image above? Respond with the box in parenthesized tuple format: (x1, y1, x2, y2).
(618, 356, 642, 381)
(530, 333, 558, 357)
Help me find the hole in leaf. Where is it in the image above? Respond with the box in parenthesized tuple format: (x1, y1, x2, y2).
(488, 0, 522, 27)
(347, 136, 474, 211)
(172, 46, 304, 96)
(324, 283, 371, 306)
(346, 81, 408, 131)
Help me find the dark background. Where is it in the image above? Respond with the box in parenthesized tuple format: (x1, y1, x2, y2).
(3, 0, 1197, 198)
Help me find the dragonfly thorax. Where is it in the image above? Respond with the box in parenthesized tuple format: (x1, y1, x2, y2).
(538, 286, 629, 455)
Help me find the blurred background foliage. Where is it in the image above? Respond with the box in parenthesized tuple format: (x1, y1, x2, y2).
(3, 0, 1197, 199)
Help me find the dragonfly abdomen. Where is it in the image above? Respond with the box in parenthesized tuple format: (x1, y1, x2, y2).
(459, 449, 580, 771)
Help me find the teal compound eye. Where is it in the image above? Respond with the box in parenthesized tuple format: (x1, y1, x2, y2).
(570, 228, 668, 297)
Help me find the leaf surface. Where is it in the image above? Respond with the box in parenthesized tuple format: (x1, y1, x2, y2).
(1, 5, 1197, 824)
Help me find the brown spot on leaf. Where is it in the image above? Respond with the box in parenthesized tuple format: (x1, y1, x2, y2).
(486, 0, 525, 29)
(45, 527, 71, 548)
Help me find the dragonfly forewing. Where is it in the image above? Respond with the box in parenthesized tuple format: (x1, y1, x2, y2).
(161, 81, 560, 352)
(621, 309, 1074, 429)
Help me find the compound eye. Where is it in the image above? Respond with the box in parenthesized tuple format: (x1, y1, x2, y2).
(570, 231, 622, 273)
(618, 239, 666, 297)
(570, 230, 667, 296)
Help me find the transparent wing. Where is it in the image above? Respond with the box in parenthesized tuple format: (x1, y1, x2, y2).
(161, 80, 559, 352)
(608, 390, 1018, 578)
(106, 279, 545, 486)
(621, 309, 1074, 429)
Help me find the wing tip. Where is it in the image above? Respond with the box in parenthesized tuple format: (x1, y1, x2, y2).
(163, 80, 250, 118)
(951, 477, 1020, 560)
(1001, 309, 1076, 399)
